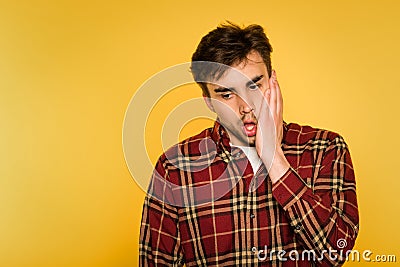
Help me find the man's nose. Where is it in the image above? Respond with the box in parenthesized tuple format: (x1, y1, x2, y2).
(239, 96, 254, 114)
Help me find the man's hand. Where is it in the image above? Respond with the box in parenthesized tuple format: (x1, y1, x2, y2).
(256, 70, 290, 183)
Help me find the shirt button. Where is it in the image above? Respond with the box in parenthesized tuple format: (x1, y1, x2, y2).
(295, 224, 302, 231)
(251, 246, 257, 253)
(235, 152, 241, 158)
(338, 209, 344, 216)
(250, 214, 255, 219)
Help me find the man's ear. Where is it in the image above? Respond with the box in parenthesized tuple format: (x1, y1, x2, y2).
(203, 94, 215, 112)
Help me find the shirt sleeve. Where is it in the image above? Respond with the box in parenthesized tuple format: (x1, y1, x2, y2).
(139, 157, 184, 266)
(272, 135, 359, 266)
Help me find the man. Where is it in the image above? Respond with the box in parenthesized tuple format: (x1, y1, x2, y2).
(139, 22, 359, 266)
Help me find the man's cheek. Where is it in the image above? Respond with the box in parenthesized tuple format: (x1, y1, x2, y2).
(213, 103, 235, 118)
(218, 111, 239, 124)
(252, 95, 264, 118)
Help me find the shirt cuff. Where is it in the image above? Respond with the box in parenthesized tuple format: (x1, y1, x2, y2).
(272, 167, 311, 210)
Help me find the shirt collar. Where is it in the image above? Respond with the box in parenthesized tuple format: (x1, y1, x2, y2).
(210, 120, 289, 162)
(210, 120, 232, 162)
(282, 120, 288, 141)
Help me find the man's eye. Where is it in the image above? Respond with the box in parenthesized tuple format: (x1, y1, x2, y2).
(221, 93, 233, 99)
(249, 83, 261, 90)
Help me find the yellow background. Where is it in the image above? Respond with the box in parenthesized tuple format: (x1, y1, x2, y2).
(1, 0, 399, 266)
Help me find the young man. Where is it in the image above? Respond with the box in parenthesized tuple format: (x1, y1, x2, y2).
(139, 22, 359, 266)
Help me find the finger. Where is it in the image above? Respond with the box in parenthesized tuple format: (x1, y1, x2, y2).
(272, 71, 284, 142)
(269, 71, 277, 116)
(257, 82, 270, 119)
(265, 87, 271, 106)
(274, 72, 283, 118)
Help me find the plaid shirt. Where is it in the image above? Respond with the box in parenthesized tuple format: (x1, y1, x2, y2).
(139, 121, 359, 266)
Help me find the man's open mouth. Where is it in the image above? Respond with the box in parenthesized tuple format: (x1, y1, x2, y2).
(243, 122, 257, 137)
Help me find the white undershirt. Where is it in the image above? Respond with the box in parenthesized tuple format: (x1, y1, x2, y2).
(230, 144, 262, 174)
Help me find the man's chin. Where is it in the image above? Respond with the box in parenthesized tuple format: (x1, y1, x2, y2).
(247, 136, 256, 147)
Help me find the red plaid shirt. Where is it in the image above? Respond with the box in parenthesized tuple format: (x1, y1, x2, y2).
(139, 121, 359, 266)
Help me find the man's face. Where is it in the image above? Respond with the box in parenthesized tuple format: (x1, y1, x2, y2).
(205, 51, 270, 147)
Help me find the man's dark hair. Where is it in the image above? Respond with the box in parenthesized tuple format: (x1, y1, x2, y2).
(191, 22, 273, 96)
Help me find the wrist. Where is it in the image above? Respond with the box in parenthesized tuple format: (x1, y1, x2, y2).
(263, 149, 290, 184)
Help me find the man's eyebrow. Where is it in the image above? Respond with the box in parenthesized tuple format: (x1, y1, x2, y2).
(214, 87, 235, 93)
(246, 75, 264, 87)
(213, 75, 264, 92)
